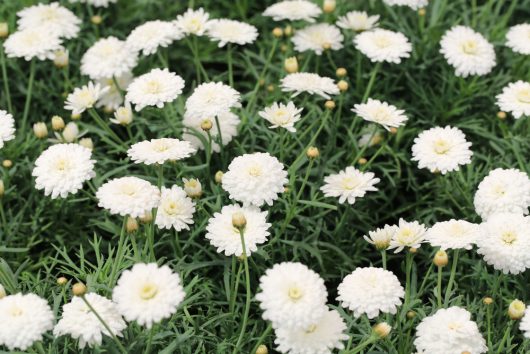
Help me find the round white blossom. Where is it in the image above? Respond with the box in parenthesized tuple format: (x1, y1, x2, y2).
(364, 224, 397, 250)
(263, 0, 322, 22)
(17, 2, 81, 39)
(337, 11, 379, 32)
(292, 23, 343, 55)
(222, 152, 288, 207)
(32, 143, 96, 199)
(411, 126, 473, 174)
(206, 19, 258, 47)
(113, 263, 185, 328)
(96, 72, 133, 111)
(68, 0, 117, 7)
(126, 68, 185, 111)
(81, 37, 138, 80)
(127, 138, 196, 165)
(0, 110, 16, 149)
(156, 185, 196, 231)
(126, 20, 182, 56)
(352, 98, 408, 130)
(354, 29, 412, 64)
(185, 82, 241, 118)
(320, 166, 380, 205)
(520, 307, 530, 339)
(175, 8, 210, 36)
(64, 81, 109, 115)
(4, 27, 63, 61)
(495, 80, 530, 119)
(506, 23, 530, 55)
(256, 262, 328, 329)
(281, 72, 339, 99)
(388, 218, 427, 253)
(259, 101, 302, 132)
(426, 219, 480, 250)
(182, 111, 240, 153)
(382, 0, 428, 9)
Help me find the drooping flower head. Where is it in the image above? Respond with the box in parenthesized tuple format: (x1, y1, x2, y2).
(337, 11, 379, 32)
(364, 224, 397, 250)
(64, 82, 109, 115)
(388, 218, 427, 253)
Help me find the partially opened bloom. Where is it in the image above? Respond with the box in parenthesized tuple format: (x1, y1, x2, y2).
(113, 263, 185, 328)
(320, 166, 380, 205)
(0, 110, 16, 149)
(206, 19, 258, 47)
(411, 126, 473, 174)
(126, 20, 182, 56)
(354, 29, 412, 64)
(127, 138, 196, 165)
(281, 72, 339, 99)
(382, 0, 428, 9)
(496, 80, 530, 119)
(364, 224, 397, 250)
(506, 24, 530, 55)
(64, 82, 109, 115)
(337, 11, 379, 32)
(4, 27, 63, 61)
(96, 72, 133, 111)
(17, 2, 81, 39)
(426, 219, 480, 250)
(353, 98, 408, 130)
(125, 68, 185, 111)
(174, 8, 210, 36)
(182, 110, 240, 152)
(185, 82, 241, 118)
(259, 101, 302, 132)
(388, 218, 426, 253)
(156, 185, 196, 231)
(263, 0, 322, 22)
(292, 23, 343, 55)
(81, 37, 138, 80)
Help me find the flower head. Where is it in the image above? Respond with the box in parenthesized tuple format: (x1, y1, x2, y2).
(364, 224, 397, 250)
(320, 166, 380, 205)
(281, 72, 339, 99)
(206, 19, 258, 47)
(175, 8, 210, 36)
(126, 68, 185, 111)
(127, 138, 196, 165)
(520, 307, 530, 338)
(96, 73, 133, 111)
(337, 11, 379, 32)
(156, 185, 196, 231)
(17, 2, 81, 39)
(388, 218, 427, 253)
(496, 80, 530, 119)
(81, 37, 138, 80)
(382, 0, 428, 9)
(354, 29, 412, 64)
(64, 82, 109, 115)
(185, 82, 241, 118)
(126, 20, 182, 56)
(4, 27, 63, 61)
(0, 110, 16, 149)
(506, 23, 530, 55)
(292, 23, 343, 55)
(182, 111, 240, 153)
(259, 101, 302, 132)
(426, 219, 480, 250)
(353, 98, 408, 130)
(263, 0, 322, 22)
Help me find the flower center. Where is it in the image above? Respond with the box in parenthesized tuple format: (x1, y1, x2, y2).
(163, 200, 181, 215)
(341, 177, 359, 190)
(305, 324, 317, 333)
(516, 88, 530, 104)
(55, 158, 70, 171)
(248, 166, 262, 177)
(374, 35, 391, 48)
(188, 18, 202, 32)
(447, 321, 461, 330)
(433, 139, 451, 154)
(273, 110, 290, 125)
(373, 107, 390, 123)
(288, 286, 303, 300)
(145, 80, 162, 94)
(42, 8, 58, 21)
(492, 185, 506, 197)
(9, 306, 23, 317)
(78, 90, 96, 107)
(120, 184, 138, 196)
(501, 231, 517, 245)
(139, 282, 159, 300)
(152, 141, 169, 152)
(461, 40, 478, 55)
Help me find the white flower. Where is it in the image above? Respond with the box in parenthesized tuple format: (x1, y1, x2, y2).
(263, 0, 322, 22)
(281, 72, 339, 99)
(411, 126, 473, 174)
(96, 176, 161, 218)
(54, 293, 126, 349)
(0, 293, 54, 351)
(205, 204, 271, 257)
(126, 20, 182, 56)
(426, 219, 480, 250)
(320, 166, 380, 205)
(495, 80, 530, 119)
(388, 218, 427, 253)
(64, 82, 109, 115)
(206, 19, 258, 47)
(17, 3, 81, 39)
(337, 11, 379, 32)
(156, 186, 196, 231)
(506, 23, 530, 55)
(32, 144, 95, 199)
(3, 27, 63, 61)
(113, 263, 185, 328)
(352, 98, 408, 130)
(476, 213, 530, 274)
(68, 0, 117, 7)
(125, 68, 185, 111)
(440, 26, 496, 78)
(520, 307, 530, 339)
(292, 23, 343, 55)
(81, 37, 138, 80)
(127, 138, 196, 165)
(256, 262, 328, 329)
(259, 101, 302, 132)
(182, 110, 240, 153)
(185, 82, 241, 118)
(414, 307, 487, 354)
(96, 72, 133, 111)
(473, 168, 530, 220)
(111, 102, 133, 125)
(354, 29, 412, 64)
(382, 0, 428, 9)
(0, 110, 15, 149)
(182, 178, 202, 198)
(175, 8, 210, 36)
(222, 152, 288, 207)
(337, 267, 404, 319)
(364, 224, 397, 250)
(60, 122, 80, 143)
(274, 309, 348, 354)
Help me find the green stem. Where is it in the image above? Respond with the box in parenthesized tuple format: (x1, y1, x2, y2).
(444, 249, 459, 305)
(381, 250, 387, 270)
(88, 108, 124, 147)
(437, 265, 443, 308)
(487, 304, 492, 349)
(250, 323, 272, 354)
(144, 325, 155, 354)
(232, 228, 251, 354)
(227, 44, 234, 87)
(109, 218, 127, 287)
(362, 62, 380, 103)
(496, 322, 512, 354)
(0, 43, 12, 113)
(21, 59, 36, 134)
(404, 252, 413, 308)
(347, 336, 377, 354)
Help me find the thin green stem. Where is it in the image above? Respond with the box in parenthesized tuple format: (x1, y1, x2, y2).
(362, 62, 380, 103)
(21, 59, 36, 134)
(227, 44, 234, 87)
(437, 265, 443, 308)
(496, 322, 512, 354)
(381, 250, 387, 270)
(250, 323, 272, 354)
(444, 249, 459, 305)
(88, 108, 124, 147)
(0, 43, 12, 113)
(109, 218, 127, 287)
(144, 325, 155, 354)
(347, 336, 377, 354)
(404, 252, 413, 308)
(233, 228, 251, 354)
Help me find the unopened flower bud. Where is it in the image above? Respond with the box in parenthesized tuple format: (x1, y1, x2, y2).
(33, 122, 48, 139)
(358, 157, 368, 165)
(272, 27, 283, 38)
(373, 322, 391, 338)
(409, 247, 418, 254)
(284, 25, 293, 36)
(201, 119, 213, 132)
(483, 297, 493, 305)
(2, 160, 12, 168)
(139, 211, 153, 224)
(284, 186, 290, 193)
(72, 282, 87, 296)
(113, 105, 133, 125)
(280, 44, 288, 52)
(79, 137, 94, 150)
(336, 67, 347, 77)
(418, 8, 426, 16)
(508, 299, 525, 320)
(215, 171, 224, 183)
(256, 344, 268, 354)
(406, 310, 416, 319)
(51, 115, 65, 131)
(497, 111, 507, 120)
(322, 42, 332, 50)
(337, 80, 348, 92)
(0, 180, 4, 197)
(183, 178, 202, 198)
(91, 15, 102, 25)
(325, 100, 335, 110)
(53, 49, 69, 68)
(323, 0, 336, 13)
(267, 84, 275, 92)
(62, 122, 79, 143)
(434, 250, 448, 267)
(0, 284, 5, 299)
(232, 212, 247, 229)
(57, 277, 68, 286)
(389, 127, 398, 134)
(71, 113, 81, 120)
(126, 217, 139, 233)
(258, 78, 266, 86)
(0, 23, 8, 38)
(284, 57, 299, 73)
(306, 146, 319, 159)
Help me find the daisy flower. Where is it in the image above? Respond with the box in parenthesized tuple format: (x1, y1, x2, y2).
(185, 82, 241, 118)
(126, 20, 182, 56)
(110, 102, 133, 125)
(337, 11, 379, 32)
(411, 126, 473, 174)
(175, 8, 210, 36)
(505, 23, 530, 55)
(182, 178, 202, 198)
(127, 138, 197, 165)
(320, 166, 380, 205)
(222, 152, 288, 207)
(256, 262, 328, 329)
(281, 72, 339, 99)
(258, 101, 302, 132)
(3, 27, 63, 61)
(96, 72, 133, 111)
(32, 144, 96, 199)
(364, 224, 397, 250)
(0, 110, 16, 149)
(64, 82, 109, 115)
(520, 307, 530, 338)
(292, 23, 343, 55)
(206, 19, 258, 47)
(113, 263, 186, 328)
(17, 2, 81, 39)
(352, 98, 408, 130)
(263, 0, 322, 22)
(182, 110, 240, 153)
(81, 37, 138, 80)
(125, 68, 185, 111)
(382, 0, 428, 9)
(96, 176, 161, 218)
(440, 26, 496, 77)
(68, 0, 117, 7)
(205, 204, 271, 257)
(355, 29, 412, 64)
(155, 185, 196, 231)
(54, 293, 126, 349)
(495, 80, 530, 119)
(388, 218, 427, 253)
(426, 219, 480, 250)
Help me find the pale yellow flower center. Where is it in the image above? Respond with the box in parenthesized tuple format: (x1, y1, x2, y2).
(272, 109, 290, 125)
(373, 107, 391, 123)
(187, 18, 202, 32)
(248, 166, 262, 177)
(78, 90, 96, 107)
(99, 43, 116, 56)
(41, 8, 59, 21)
(152, 141, 169, 152)
(288, 286, 303, 300)
(501, 231, 517, 245)
(461, 40, 478, 55)
(447, 322, 461, 330)
(305, 324, 317, 333)
(22, 33, 38, 46)
(516, 88, 530, 104)
(492, 184, 506, 197)
(120, 184, 138, 196)
(139, 282, 159, 300)
(9, 306, 23, 317)
(449, 223, 464, 237)
(185, 180, 198, 188)
(163, 200, 181, 215)
(341, 177, 359, 190)
(55, 158, 70, 171)
(145, 80, 162, 94)
(374, 35, 391, 48)
(433, 139, 451, 154)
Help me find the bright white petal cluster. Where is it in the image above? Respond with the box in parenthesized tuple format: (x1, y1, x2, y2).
(17, 3, 81, 39)
(64, 82, 109, 115)
(126, 68, 185, 111)
(292, 24, 343, 55)
(320, 166, 380, 205)
(495, 80, 530, 119)
(259, 101, 302, 132)
(426, 219, 480, 250)
(185, 82, 241, 118)
(263, 0, 322, 22)
(364, 224, 397, 250)
(183, 111, 240, 153)
(337, 11, 379, 32)
(256, 262, 328, 329)
(414, 307, 487, 354)
(175, 8, 210, 36)
(274, 309, 348, 354)
(113, 263, 185, 328)
(382, 0, 428, 9)
(411, 126, 473, 174)
(354, 29, 412, 64)
(205, 204, 271, 256)
(281, 72, 339, 99)
(68, 0, 117, 7)
(476, 213, 530, 274)
(156, 185, 196, 231)
(222, 152, 288, 207)
(81, 37, 138, 80)
(32, 144, 96, 199)
(127, 138, 196, 165)
(353, 98, 408, 130)
(0, 110, 16, 149)
(54, 293, 126, 349)
(388, 218, 427, 253)
(96, 73, 133, 111)
(96, 176, 161, 218)
(440, 26, 496, 77)
(473, 168, 530, 220)
(126, 20, 181, 56)
(506, 23, 530, 55)
(3, 27, 63, 61)
(206, 19, 258, 47)
(520, 307, 530, 339)
(0, 293, 54, 351)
